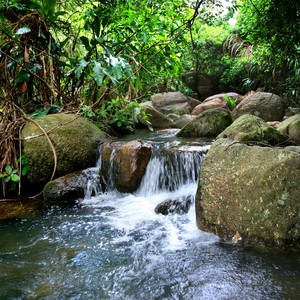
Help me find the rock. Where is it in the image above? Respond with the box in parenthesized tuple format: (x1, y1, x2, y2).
(43, 171, 88, 205)
(276, 114, 300, 144)
(196, 138, 300, 247)
(182, 71, 220, 99)
(176, 108, 232, 138)
(232, 92, 285, 121)
(171, 114, 197, 129)
(217, 114, 286, 145)
(140, 101, 173, 128)
(151, 92, 192, 115)
(187, 96, 202, 109)
(21, 113, 106, 183)
(101, 140, 153, 193)
(203, 92, 241, 104)
(0, 198, 44, 220)
(191, 98, 227, 116)
(155, 195, 192, 215)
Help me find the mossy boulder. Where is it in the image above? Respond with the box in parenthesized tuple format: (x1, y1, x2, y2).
(176, 108, 232, 138)
(276, 114, 300, 144)
(232, 92, 285, 121)
(21, 113, 106, 183)
(217, 114, 286, 145)
(196, 138, 300, 248)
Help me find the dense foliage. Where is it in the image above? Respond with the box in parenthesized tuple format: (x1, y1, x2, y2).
(1, 0, 299, 195)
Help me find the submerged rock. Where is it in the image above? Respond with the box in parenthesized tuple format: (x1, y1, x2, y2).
(176, 108, 232, 138)
(22, 113, 106, 183)
(217, 114, 286, 145)
(232, 92, 285, 121)
(196, 138, 300, 248)
(155, 195, 192, 215)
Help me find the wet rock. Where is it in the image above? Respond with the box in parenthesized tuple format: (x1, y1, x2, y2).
(155, 195, 192, 215)
(191, 98, 227, 116)
(176, 108, 232, 138)
(196, 138, 300, 248)
(21, 113, 106, 183)
(217, 114, 286, 145)
(276, 114, 300, 144)
(151, 92, 192, 115)
(232, 92, 285, 121)
(101, 140, 153, 193)
(43, 171, 88, 204)
(140, 101, 173, 128)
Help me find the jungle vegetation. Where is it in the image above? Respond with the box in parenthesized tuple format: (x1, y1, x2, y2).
(0, 0, 300, 194)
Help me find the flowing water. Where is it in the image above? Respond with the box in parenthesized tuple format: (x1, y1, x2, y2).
(0, 131, 299, 299)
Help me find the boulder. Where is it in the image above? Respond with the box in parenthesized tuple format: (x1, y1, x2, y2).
(21, 113, 106, 183)
(171, 114, 197, 129)
(217, 114, 286, 145)
(232, 92, 285, 121)
(276, 114, 300, 144)
(203, 92, 242, 106)
(176, 108, 232, 138)
(155, 195, 192, 215)
(101, 140, 153, 193)
(151, 92, 192, 115)
(191, 98, 227, 116)
(187, 96, 202, 109)
(196, 138, 300, 247)
(140, 101, 173, 128)
(43, 171, 88, 205)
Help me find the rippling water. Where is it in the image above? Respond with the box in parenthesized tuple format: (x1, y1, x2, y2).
(0, 132, 299, 299)
(1, 186, 299, 299)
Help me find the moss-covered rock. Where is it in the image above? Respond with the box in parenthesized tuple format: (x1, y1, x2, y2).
(276, 114, 300, 144)
(196, 138, 300, 248)
(176, 108, 232, 138)
(217, 114, 286, 145)
(21, 113, 106, 183)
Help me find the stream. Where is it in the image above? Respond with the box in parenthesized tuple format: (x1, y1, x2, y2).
(0, 130, 299, 299)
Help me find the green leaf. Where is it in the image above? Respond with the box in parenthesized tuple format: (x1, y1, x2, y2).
(75, 60, 89, 78)
(11, 174, 20, 182)
(93, 61, 104, 86)
(15, 27, 31, 35)
(22, 165, 29, 176)
(80, 36, 91, 51)
(5, 165, 12, 174)
(15, 69, 30, 83)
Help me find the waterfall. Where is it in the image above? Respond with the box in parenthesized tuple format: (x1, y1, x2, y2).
(84, 139, 210, 198)
(136, 143, 207, 196)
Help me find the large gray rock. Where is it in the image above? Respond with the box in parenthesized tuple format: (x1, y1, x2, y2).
(217, 114, 286, 145)
(21, 113, 106, 183)
(171, 114, 196, 129)
(232, 92, 285, 121)
(203, 92, 241, 104)
(276, 114, 300, 144)
(176, 108, 232, 138)
(196, 138, 300, 247)
(151, 92, 192, 115)
(101, 140, 152, 193)
(140, 101, 173, 128)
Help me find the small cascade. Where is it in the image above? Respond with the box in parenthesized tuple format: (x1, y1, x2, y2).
(136, 143, 207, 197)
(84, 143, 105, 199)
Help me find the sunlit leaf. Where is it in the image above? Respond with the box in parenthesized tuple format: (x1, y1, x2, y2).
(93, 61, 104, 86)
(15, 27, 31, 35)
